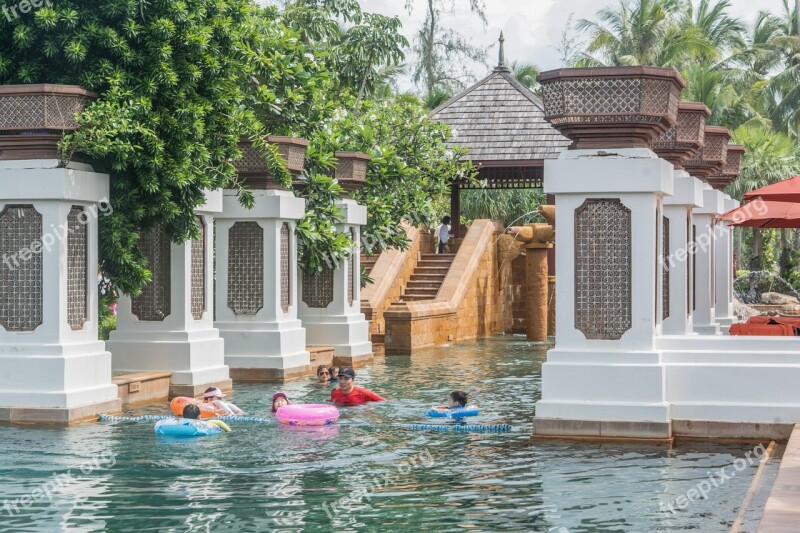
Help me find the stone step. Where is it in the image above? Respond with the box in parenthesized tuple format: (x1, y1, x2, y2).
(414, 266, 450, 274)
(404, 287, 439, 296)
(401, 294, 436, 301)
(406, 280, 442, 289)
(410, 273, 447, 282)
(420, 254, 455, 260)
(417, 259, 453, 267)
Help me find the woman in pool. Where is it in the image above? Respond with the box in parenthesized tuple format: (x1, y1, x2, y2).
(203, 387, 244, 416)
(316, 365, 331, 383)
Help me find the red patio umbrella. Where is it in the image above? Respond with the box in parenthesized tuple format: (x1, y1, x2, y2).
(719, 200, 800, 228)
(743, 175, 800, 203)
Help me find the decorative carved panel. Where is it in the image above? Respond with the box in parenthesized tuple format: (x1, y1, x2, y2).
(67, 206, 88, 330)
(692, 224, 697, 312)
(574, 199, 632, 340)
(228, 222, 263, 316)
(348, 228, 356, 306)
(0, 205, 43, 331)
(132, 226, 171, 321)
(303, 267, 334, 309)
(280, 223, 290, 313)
(191, 217, 206, 320)
(662, 215, 669, 320)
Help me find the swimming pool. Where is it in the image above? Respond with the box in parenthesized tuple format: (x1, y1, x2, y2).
(0, 337, 771, 531)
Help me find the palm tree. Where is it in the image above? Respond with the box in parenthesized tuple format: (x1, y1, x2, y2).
(576, 0, 710, 67)
(681, 0, 745, 62)
(510, 61, 540, 90)
(728, 123, 800, 270)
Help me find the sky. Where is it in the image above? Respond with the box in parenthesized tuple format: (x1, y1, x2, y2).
(359, 0, 789, 92)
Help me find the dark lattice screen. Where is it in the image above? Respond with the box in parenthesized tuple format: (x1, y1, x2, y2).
(662, 216, 670, 321)
(67, 206, 88, 330)
(574, 199, 632, 340)
(348, 228, 356, 306)
(228, 222, 264, 316)
(132, 226, 172, 321)
(0, 205, 43, 331)
(303, 267, 334, 308)
(191, 217, 206, 320)
(280, 223, 290, 313)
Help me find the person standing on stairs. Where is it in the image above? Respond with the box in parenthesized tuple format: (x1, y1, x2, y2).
(437, 216, 453, 254)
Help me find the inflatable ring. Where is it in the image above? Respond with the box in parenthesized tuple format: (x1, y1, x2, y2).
(426, 405, 480, 419)
(276, 404, 339, 426)
(170, 397, 226, 419)
(154, 418, 224, 436)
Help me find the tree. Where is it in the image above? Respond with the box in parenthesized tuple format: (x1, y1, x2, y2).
(408, 0, 488, 98)
(510, 61, 540, 90)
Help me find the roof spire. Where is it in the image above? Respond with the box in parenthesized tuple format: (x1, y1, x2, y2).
(494, 32, 510, 73)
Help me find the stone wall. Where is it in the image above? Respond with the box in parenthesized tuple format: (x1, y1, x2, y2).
(361, 224, 420, 340)
(383, 220, 509, 354)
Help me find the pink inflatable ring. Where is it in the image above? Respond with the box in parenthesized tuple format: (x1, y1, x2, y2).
(276, 404, 339, 426)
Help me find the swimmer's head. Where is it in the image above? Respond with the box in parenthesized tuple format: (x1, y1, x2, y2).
(272, 391, 289, 412)
(183, 404, 201, 419)
(449, 391, 467, 407)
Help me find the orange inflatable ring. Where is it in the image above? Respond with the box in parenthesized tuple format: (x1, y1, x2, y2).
(170, 397, 227, 419)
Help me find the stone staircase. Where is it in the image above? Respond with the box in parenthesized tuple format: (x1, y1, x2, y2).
(361, 254, 377, 276)
(400, 253, 456, 302)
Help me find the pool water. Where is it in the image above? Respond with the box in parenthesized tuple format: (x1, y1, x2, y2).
(0, 337, 770, 532)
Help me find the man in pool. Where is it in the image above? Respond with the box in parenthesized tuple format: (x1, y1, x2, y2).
(330, 367, 385, 404)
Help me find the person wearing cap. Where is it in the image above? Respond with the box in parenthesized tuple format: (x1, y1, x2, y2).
(271, 391, 290, 413)
(330, 367, 385, 404)
(203, 387, 244, 416)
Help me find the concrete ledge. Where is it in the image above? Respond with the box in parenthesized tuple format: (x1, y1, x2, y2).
(113, 371, 171, 407)
(673, 420, 794, 441)
(170, 378, 233, 398)
(0, 398, 122, 426)
(230, 366, 311, 383)
(759, 425, 800, 532)
(532, 417, 673, 442)
(308, 346, 334, 366)
(334, 351, 374, 368)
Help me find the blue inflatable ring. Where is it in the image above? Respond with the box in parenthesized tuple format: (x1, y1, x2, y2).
(155, 418, 224, 436)
(425, 405, 480, 419)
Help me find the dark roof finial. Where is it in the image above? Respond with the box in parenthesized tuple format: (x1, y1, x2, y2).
(494, 32, 510, 73)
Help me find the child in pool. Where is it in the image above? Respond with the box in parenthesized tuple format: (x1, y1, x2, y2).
(329, 366, 340, 383)
(203, 387, 244, 416)
(182, 404, 231, 432)
(271, 391, 290, 412)
(432, 390, 468, 412)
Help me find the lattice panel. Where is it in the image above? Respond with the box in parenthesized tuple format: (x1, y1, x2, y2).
(692, 224, 697, 312)
(722, 149, 743, 175)
(0, 95, 87, 131)
(303, 267, 334, 309)
(67, 207, 88, 330)
(191, 217, 206, 320)
(234, 141, 267, 173)
(465, 166, 544, 190)
(228, 222, 264, 316)
(348, 229, 356, 306)
(280, 223, 291, 313)
(0, 205, 43, 331)
(542, 77, 677, 121)
(574, 199, 632, 340)
(276, 143, 307, 173)
(662, 216, 670, 321)
(700, 134, 727, 162)
(132, 226, 171, 321)
(335, 159, 368, 182)
(687, 214, 691, 316)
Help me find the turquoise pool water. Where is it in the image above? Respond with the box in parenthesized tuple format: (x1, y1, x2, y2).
(0, 338, 770, 532)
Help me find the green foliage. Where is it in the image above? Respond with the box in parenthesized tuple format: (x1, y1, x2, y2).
(98, 283, 117, 341)
(303, 95, 474, 257)
(460, 188, 546, 227)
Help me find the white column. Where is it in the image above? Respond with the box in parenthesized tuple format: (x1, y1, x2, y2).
(0, 160, 119, 422)
(298, 198, 372, 366)
(534, 149, 673, 436)
(692, 185, 724, 335)
(215, 189, 310, 380)
(108, 189, 231, 397)
(715, 195, 739, 331)
(661, 172, 704, 335)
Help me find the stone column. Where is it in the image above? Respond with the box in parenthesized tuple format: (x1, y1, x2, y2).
(691, 186, 724, 335)
(0, 85, 120, 423)
(532, 66, 684, 440)
(215, 189, 310, 380)
(508, 219, 554, 341)
(109, 190, 231, 397)
(298, 198, 372, 366)
(661, 174, 704, 335)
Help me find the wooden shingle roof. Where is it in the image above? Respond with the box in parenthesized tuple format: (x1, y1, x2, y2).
(431, 70, 570, 162)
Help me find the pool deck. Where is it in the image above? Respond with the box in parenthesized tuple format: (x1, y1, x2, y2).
(759, 424, 800, 532)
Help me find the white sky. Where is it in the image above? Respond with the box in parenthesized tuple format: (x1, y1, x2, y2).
(360, 0, 789, 92)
